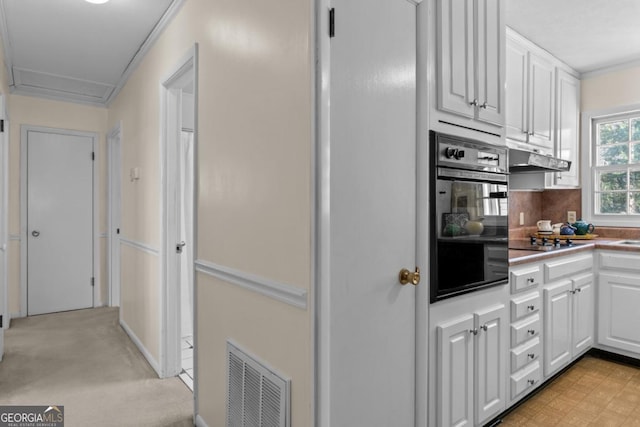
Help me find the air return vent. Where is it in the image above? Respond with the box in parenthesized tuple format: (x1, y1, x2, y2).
(227, 341, 290, 427)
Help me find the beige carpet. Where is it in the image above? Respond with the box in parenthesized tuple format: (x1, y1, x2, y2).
(0, 307, 193, 426)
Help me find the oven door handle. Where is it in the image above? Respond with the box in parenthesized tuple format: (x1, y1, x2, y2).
(489, 191, 508, 199)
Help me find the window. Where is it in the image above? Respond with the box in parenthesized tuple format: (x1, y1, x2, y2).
(593, 112, 640, 216)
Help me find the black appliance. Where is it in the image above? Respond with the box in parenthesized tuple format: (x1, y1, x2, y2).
(508, 236, 584, 252)
(430, 131, 509, 303)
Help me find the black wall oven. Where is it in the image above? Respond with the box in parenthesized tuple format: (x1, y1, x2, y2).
(430, 131, 509, 303)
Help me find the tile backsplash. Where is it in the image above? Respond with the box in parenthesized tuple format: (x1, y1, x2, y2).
(508, 188, 640, 239)
(509, 189, 581, 229)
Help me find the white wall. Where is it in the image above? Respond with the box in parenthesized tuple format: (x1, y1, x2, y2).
(106, 0, 314, 425)
(581, 65, 640, 112)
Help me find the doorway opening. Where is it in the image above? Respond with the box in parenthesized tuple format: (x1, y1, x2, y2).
(161, 45, 198, 389)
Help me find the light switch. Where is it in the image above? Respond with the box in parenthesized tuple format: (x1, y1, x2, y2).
(130, 167, 140, 181)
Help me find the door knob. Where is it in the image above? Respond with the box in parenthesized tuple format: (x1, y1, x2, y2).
(399, 267, 420, 286)
(31, 230, 40, 237)
(176, 241, 186, 253)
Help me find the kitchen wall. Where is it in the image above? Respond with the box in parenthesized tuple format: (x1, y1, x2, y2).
(582, 64, 640, 112)
(106, 0, 314, 425)
(509, 189, 581, 236)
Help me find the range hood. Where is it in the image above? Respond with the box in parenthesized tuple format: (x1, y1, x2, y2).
(509, 148, 571, 173)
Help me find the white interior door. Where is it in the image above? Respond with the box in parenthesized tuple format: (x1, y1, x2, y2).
(26, 130, 94, 315)
(325, 0, 417, 425)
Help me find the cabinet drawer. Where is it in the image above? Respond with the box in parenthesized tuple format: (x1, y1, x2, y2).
(511, 360, 541, 400)
(511, 313, 540, 347)
(544, 253, 592, 282)
(510, 266, 541, 293)
(511, 291, 540, 321)
(511, 336, 540, 373)
(599, 252, 640, 273)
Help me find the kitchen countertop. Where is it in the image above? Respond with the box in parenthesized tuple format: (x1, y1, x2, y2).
(509, 238, 640, 266)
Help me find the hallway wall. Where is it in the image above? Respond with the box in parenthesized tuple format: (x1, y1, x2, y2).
(7, 95, 108, 315)
(106, 0, 314, 424)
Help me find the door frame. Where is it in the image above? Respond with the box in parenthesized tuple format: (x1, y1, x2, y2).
(19, 125, 99, 316)
(159, 44, 198, 380)
(108, 122, 122, 307)
(0, 95, 8, 359)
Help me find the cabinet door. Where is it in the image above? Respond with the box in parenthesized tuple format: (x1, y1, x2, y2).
(552, 69, 580, 187)
(528, 51, 555, 149)
(543, 280, 572, 377)
(475, 304, 506, 425)
(437, 0, 475, 119)
(598, 272, 640, 353)
(437, 315, 474, 427)
(572, 274, 594, 356)
(505, 38, 528, 142)
(475, 0, 504, 126)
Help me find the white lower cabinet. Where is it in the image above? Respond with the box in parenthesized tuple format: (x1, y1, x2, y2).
(598, 251, 640, 354)
(508, 264, 542, 403)
(543, 255, 594, 377)
(436, 304, 506, 427)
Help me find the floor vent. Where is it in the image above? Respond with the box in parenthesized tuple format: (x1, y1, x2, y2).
(227, 341, 290, 427)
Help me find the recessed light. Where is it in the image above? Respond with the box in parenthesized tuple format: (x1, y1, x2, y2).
(85, 0, 109, 4)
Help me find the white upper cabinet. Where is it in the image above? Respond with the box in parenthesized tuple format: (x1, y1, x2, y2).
(475, 0, 504, 125)
(436, 0, 505, 128)
(505, 31, 555, 152)
(550, 69, 581, 187)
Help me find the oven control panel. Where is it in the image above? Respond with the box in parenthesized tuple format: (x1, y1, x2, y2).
(437, 139, 508, 174)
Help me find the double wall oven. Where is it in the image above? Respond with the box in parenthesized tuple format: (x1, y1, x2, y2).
(430, 131, 509, 303)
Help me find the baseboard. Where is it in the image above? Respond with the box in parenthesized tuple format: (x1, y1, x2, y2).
(119, 318, 162, 378)
(588, 347, 640, 368)
(195, 414, 209, 427)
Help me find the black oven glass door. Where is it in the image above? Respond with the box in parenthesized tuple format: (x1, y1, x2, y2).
(431, 178, 508, 302)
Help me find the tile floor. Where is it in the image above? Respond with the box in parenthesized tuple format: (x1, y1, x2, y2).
(179, 335, 194, 391)
(501, 355, 640, 426)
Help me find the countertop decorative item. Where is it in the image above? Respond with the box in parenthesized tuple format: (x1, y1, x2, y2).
(442, 213, 468, 237)
(572, 219, 595, 236)
(537, 219, 552, 233)
(464, 218, 484, 236)
(560, 223, 576, 235)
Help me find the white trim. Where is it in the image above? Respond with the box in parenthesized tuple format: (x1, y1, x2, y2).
(105, 0, 186, 106)
(0, 95, 7, 340)
(195, 259, 308, 310)
(107, 122, 122, 308)
(119, 237, 160, 256)
(20, 125, 99, 317)
(581, 104, 640, 227)
(315, 0, 331, 424)
(120, 317, 162, 377)
(415, 3, 430, 427)
(194, 414, 209, 427)
(160, 45, 199, 381)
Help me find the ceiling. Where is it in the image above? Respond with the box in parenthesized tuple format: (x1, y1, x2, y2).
(505, 0, 640, 75)
(0, 1, 638, 107)
(0, 0, 181, 107)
